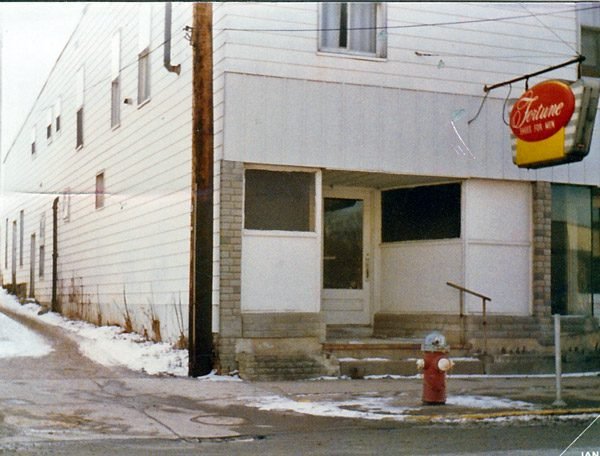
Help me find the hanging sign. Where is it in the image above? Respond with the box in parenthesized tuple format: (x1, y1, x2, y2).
(510, 79, 600, 169)
(510, 80, 575, 142)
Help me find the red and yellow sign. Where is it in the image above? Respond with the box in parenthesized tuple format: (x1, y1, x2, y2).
(510, 80, 575, 142)
(510, 80, 577, 168)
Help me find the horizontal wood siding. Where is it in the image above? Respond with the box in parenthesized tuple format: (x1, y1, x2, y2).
(218, 3, 599, 186)
(223, 72, 600, 186)
(1, 3, 194, 342)
(216, 3, 578, 96)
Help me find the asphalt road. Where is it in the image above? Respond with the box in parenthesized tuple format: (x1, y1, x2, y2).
(1, 306, 599, 455)
(1, 418, 599, 455)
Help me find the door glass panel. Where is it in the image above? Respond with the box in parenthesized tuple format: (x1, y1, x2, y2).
(324, 198, 363, 289)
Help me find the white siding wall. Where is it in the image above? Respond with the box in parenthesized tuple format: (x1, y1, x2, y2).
(216, 3, 578, 96)
(224, 72, 600, 186)
(1, 3, 194, 342)
(219, 3, 599, 186)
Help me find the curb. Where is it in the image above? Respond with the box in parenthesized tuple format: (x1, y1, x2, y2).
(405, 407, 600, 423)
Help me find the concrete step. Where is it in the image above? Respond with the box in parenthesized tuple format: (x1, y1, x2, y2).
(338, 357, 484, 378)
(323, 338, 448, 360)
(335, 351, 600, 378)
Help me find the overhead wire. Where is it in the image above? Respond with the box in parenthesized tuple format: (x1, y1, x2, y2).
(18, 2, 600, 144)
(519, 3, 579, 55)
(220, 3, 600, 33)
(35, 2, 600, 113)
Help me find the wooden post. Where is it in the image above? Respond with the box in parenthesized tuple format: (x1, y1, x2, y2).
(189, 2, 214, 377)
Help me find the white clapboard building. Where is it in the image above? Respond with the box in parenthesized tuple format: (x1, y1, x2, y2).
(1, 3, 599, 379)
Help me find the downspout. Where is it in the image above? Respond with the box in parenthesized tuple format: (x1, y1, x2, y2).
(164, 2, 181, 75)
(51, 197, 59, 312)
(188, 3, 214, 377)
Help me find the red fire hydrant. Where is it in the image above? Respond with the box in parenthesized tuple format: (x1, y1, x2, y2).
(416, 331, 453, 405)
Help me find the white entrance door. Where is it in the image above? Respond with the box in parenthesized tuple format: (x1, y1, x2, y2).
(322, 188, 371, 325)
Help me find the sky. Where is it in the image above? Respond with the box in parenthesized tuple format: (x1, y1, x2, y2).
(0, 2, 86, 155)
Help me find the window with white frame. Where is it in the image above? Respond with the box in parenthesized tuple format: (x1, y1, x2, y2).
(95, 172, 105, 209)
(137, 4, 151, 105)
(111, 30, 121, 128)
(31, 126, 36, 156)
(319, 2, 386, 58)
(55, 97, 62, 133)
(382, 183, 462, 242)
(76, 67, 84, 149)
(46, 108, 53, 141)
(579, 3, 600, 77)
(244, 170, 315, 231)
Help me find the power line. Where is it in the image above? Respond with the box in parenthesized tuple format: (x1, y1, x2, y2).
(221, 4, 600, 33)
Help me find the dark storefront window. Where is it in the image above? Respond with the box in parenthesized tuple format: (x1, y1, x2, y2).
(244, 170, 315, 232)
(382, 183, 461, 242)
(551, 184, 599, 315)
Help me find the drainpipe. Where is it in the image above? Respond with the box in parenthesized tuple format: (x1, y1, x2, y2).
(188, 2, 214, 377)
(51, 197, 59, 312)
(164, 2, 181, 75)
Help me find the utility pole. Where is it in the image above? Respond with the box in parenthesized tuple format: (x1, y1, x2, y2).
(188, 2, 214, 377)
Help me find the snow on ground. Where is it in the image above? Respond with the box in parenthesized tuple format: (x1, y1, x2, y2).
(445, 395, 536, 410)
(0, 289, 188, 376)
(0, 312, 53, 358)
(245, 393, 537, 422)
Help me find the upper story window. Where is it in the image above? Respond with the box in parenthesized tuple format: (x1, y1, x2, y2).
(31, 126, 36, 156)
(75, 66, 85, 149)
(111, 30, 121, 128)
(138, 4, 152, 106)
(55, 98, 62, 133)
(319, 2, 386, 58)
(579, 3, 600, 77)
(46, 108, 53, 141)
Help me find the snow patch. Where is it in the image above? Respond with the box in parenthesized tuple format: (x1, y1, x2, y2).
(446, 395, 535, 410)
(0, 312, 53, 358)
(246, 394, 413, 422)
(0, 289, 187, 376)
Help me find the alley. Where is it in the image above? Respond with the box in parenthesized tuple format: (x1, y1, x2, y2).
(0, 305, 265, 445)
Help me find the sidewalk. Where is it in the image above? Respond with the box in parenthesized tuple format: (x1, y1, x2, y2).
(252, 373, 600, 424)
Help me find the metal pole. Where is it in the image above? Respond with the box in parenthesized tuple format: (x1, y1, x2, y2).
(553, 314, 566, 407)
(482, 298, 487, 355)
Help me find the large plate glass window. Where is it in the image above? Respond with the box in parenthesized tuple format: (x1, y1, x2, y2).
(244, 170, 315, 231)
(551, 184, 599, 316)
(382, 183, 461, 242)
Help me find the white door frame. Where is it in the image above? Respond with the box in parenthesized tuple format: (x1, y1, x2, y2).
(322, 187, 372, 325)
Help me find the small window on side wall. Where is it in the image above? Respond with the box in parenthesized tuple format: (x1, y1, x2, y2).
(31, 127, 36, 156)
(137, 50, 150, 105)
(244, 170, 315, 231)
(95, 172, 105, 209)
(382, 183, 461, 242)
(55, 98, 62, 133)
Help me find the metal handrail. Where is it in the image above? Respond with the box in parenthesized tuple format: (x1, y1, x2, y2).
(446, 282, 492, 353)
